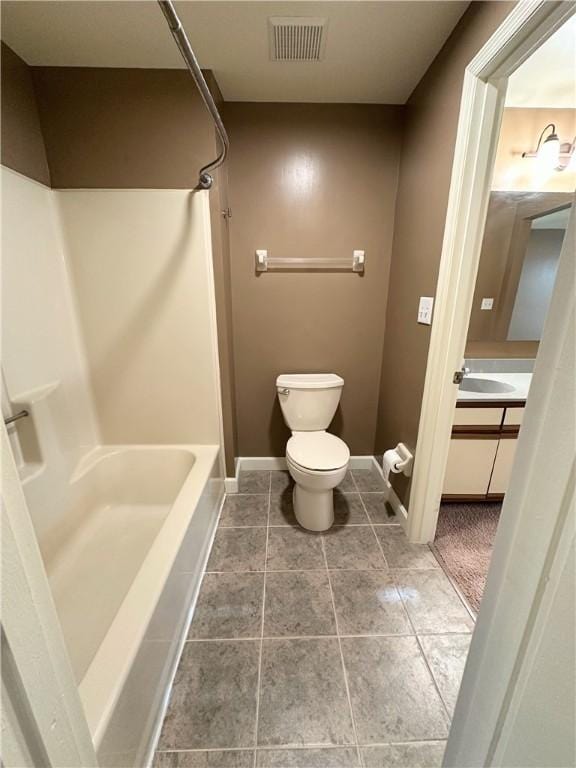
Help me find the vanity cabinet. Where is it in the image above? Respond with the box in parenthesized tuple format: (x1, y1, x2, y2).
(442, 402, 524, 501)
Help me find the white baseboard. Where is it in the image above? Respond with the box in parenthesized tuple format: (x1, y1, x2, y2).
(371, 455, 409, 525)
(225, 455, 381, 492)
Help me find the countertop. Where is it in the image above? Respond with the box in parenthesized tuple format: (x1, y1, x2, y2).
(457, 372, 532, 403)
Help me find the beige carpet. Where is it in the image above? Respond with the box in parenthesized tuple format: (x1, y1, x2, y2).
(432, 502, 502, 614)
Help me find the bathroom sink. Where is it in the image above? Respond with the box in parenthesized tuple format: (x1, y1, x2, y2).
(459, 377, 516, 394)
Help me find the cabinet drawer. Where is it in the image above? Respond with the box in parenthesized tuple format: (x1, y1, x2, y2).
(443, 438, 499, 495)
(453, 407, 504, 427)
(504, 407, 524, 426)
(489, 438, 518, 494)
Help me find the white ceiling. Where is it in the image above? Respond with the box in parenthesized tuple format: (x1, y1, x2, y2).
(1, 1, 469, 103)
(506, 15, 576, 109)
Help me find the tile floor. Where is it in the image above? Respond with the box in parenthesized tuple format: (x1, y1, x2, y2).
(155, 468, 474, 768)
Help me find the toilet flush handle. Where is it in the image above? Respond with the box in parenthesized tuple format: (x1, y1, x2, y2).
(279, 388, 290, 396)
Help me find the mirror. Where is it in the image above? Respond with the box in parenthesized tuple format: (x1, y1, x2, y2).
(467, 192, 571, 345)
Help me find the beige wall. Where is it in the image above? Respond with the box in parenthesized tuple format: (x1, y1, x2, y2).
(375, 2, 514, 505)
(1, 166, 99, 542)
(224, 102, 403, 457)
(0, 43, 50, 185)
(56, 189, 222, 447)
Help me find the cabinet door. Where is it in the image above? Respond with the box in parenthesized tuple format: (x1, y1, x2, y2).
(453, 407, 504, 427)
(503, 407, 524, 426)
(488, 438, 518, 495)
(443, 438, 499, 496)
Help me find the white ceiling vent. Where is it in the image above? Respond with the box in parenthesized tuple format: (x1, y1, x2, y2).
(268, 17, 328, 62)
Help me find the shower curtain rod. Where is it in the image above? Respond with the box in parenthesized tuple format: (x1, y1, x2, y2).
(158, 0, 229, 190)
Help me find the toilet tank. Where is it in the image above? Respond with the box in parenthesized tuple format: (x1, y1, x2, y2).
(276, 374, 344, 431)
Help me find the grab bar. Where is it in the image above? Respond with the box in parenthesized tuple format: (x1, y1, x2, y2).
(157, 0, 229, 190)
(4, 410, 29, 426)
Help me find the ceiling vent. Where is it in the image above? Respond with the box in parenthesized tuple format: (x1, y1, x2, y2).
(268, 17, 328, 62)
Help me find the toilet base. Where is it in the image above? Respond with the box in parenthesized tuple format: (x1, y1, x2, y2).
(293, 484, 334, 532)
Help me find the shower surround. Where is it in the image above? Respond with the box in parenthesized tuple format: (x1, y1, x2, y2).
(2, 167, 225, 766)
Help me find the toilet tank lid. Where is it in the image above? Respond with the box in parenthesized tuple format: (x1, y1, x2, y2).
(276, 373, 344, 390)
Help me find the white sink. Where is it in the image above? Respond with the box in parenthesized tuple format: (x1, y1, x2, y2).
(459, 377, 516, 394)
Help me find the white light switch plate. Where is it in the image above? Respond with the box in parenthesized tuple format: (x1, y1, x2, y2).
(481, 297, 494, 310)
(418, 296, 434, 325)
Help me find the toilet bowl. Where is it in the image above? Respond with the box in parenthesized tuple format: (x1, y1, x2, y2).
(276, 374, 350, 531)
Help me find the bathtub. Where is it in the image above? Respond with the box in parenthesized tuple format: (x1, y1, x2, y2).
(39, 444, 223, 768)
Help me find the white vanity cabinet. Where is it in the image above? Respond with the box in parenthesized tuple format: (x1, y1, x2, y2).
(442, 402, 524, 500)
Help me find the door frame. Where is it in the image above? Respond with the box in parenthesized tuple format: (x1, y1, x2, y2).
(407, 0, 575, 544)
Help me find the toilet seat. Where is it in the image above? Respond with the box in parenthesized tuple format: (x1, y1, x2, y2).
(287, 432, 350, 472)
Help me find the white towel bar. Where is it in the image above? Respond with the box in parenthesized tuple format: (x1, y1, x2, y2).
(255, 250, 365, 273)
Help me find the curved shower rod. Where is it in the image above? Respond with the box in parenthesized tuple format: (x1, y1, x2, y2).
(158, 0, 229, 190)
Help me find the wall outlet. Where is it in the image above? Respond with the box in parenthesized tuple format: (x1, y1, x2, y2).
(418, 296, 434, 325)
(481, 297, 494, 310)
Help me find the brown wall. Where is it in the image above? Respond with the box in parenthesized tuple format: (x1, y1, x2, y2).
(224, 102, 403, 457)
(374, 2, 514, 505)
(31, 67, 216, 189)
(1, 43, 50, 185)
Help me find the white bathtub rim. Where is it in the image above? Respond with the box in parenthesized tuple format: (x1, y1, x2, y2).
(142, 488, 226, 768)
(78, 443, 220, 747)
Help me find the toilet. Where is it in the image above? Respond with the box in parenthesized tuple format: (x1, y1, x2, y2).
(276, 373, 350, 531)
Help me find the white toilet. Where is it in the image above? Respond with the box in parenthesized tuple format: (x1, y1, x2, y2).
(276, 373, 350, 531)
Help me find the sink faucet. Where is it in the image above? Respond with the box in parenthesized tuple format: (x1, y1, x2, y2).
(453, 365, 470, 385)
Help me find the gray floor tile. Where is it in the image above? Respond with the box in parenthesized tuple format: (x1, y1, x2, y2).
(393, 570, 475, 634)
(155, 751, 255, 767)
(189, 573, 264, 639)
(333, 491, 369, 525)
(419, 634, 472, 715)
(219, 494, 269, 527)
(329, 570, 412, 636)
(207, 528, 267, 572)
(323, 526, 386, 569)
(256, 747, 360, 767)
(361, 493, 399, 524)
(341, 636, 450, 743)
(374, 526, 439, 569)
(258, 638, 355, 747)
(361, 742, 446, 767)
(267, 527, 325, 570)
(264, 571, 336, 637)
(270, 470, 293, 493)
(238, 470, 271, 494)
(351, 469, 386, 492)
(158, 640, 259, 749)
(337, 471, 356, 492)
(269, 491, 297, 526)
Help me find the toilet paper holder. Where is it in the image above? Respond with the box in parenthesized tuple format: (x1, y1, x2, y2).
(384, 443, 413, 477)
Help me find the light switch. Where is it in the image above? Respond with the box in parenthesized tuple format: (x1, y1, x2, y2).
(481, 298, 494, 310)
(418, 296, 434, 325)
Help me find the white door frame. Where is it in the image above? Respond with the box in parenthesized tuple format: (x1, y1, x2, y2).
(1, 425, 97, 767)
(406, 0, 575, 545)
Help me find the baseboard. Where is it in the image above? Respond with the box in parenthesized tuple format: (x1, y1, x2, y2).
(231, 455, 378, 476)
(371, 455, 409, 524)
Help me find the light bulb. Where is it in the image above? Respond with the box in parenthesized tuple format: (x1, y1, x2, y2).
(537, 133, 561, 171)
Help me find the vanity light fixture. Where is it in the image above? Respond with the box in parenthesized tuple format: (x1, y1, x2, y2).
(522, 123, 575, 171)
